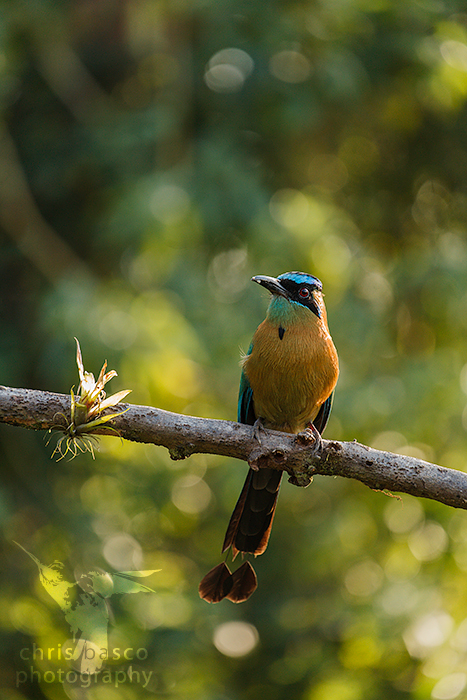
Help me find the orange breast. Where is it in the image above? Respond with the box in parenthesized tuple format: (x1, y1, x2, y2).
(243, 316, 339, 433)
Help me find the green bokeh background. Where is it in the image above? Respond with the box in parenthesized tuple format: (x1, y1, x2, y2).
(2, 1, 467, 698)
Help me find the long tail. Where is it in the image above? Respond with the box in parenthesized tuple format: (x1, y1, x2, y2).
(199, 468, 282, 604)
(199, 395, 334, 604)
(222, 467, 282, 558)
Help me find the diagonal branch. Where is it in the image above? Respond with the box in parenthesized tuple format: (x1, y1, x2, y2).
(1, 385, 466, 510)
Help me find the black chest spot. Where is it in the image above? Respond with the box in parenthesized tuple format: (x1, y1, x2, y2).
(278, 325, 286, 340)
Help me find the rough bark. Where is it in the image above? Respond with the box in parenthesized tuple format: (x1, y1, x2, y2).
(1, 385, 466, 510)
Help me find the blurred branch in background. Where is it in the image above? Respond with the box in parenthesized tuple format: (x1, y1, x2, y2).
(1, 384, 466, 512)
(0, 126, 88, 282)
(36, 34, 111, 122)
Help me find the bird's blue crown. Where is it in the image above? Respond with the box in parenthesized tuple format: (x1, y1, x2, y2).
(277, 271, 322, 290)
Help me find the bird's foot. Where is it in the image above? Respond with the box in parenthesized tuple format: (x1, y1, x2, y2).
(289, 423, 321, 487)
(252, 417, 266, 445)
(295, 423, 322, 454)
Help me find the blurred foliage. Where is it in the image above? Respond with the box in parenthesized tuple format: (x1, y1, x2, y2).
(3, 0, 467, 698)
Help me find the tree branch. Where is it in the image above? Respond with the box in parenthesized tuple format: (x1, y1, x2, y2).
(1, 385, 466, 510)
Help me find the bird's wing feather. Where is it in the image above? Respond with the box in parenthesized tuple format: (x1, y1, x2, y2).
(238, 343, 255, 425)
(222, 342, 282, 559)
(312, 391, 334, 435)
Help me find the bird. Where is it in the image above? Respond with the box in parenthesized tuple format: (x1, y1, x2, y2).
(199, 271, 339, 603)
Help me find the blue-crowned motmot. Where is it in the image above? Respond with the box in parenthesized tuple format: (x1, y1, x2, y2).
(199, 272, 339, 603)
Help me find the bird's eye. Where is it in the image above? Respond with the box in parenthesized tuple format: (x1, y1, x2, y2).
(298, 287, 310, 299)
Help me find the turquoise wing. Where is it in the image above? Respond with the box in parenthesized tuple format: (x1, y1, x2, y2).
(312, 392, 334, 435)
(237, 343, 255, 425)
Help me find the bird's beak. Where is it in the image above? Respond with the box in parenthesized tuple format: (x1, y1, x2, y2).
(252, 275, 289, 299)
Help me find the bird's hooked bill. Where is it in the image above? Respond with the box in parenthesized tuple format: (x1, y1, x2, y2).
(251, 275, 289, 299)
